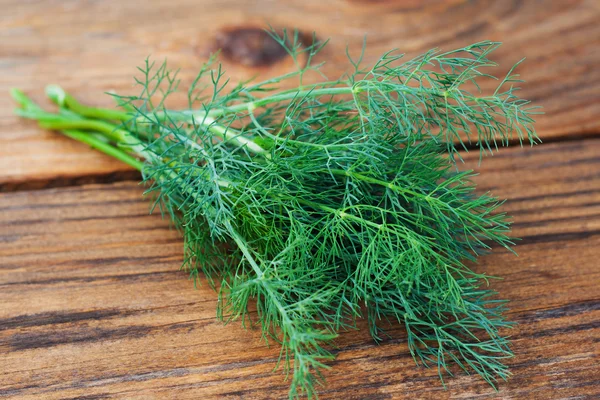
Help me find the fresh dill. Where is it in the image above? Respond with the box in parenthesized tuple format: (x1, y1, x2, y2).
(12, 29, 539, 399)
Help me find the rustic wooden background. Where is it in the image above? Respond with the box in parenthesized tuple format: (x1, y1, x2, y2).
(1, 0, 599, 399)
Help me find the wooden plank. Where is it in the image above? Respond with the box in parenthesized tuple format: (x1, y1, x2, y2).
(1, 139, 599, 399)
(1, 0, 600, 189)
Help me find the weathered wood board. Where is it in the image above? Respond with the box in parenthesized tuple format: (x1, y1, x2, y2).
(1, 0, 600, 189)
(1, 139, 598, 399)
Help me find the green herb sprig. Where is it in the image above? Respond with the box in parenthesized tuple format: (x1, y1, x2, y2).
(12, 30, 539, 399)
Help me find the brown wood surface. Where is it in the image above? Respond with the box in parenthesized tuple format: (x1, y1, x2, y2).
(1, 0, 600, 189)
(1, 0, 600, 399)
(1, 140, 599, 399)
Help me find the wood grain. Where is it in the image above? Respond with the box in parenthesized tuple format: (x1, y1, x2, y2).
(1, 139, 599, 399)
(1, 0, 600, 189)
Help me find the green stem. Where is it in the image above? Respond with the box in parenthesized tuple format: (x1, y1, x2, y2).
(45, 83, 366, 161)
(198, 116, 271, 157)
(38, 117, 160, 167)
(12, 88, 148, 169)
(46, 85, 131, 122)
(39, 118, 128, 143)
(327, 169, 425, 199)
(60, 130, 144, 170)
(199, 86, 354, 118)
(224, 221, 297, 342)
(48, 83, 355, 123)
(49, 85, 271, 157)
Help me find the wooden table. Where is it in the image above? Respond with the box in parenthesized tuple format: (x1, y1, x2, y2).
(1, 1, 599, 399)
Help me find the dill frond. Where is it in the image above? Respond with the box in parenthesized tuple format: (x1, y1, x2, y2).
(13, 28, 540, 399)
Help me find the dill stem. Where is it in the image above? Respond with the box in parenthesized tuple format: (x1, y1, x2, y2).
(60, 130, 144, 170)
(327, 169, 426, 200)
(197, 116, 271, 157)
(49, 86, 271, 156)
(198, 86, 354, 118)
(38, 117, 160, 166)
(39, 118, 128, 142)
(11, 88, 150, 171)
(48, 83, 354, 124)
(46, 84, 368, 159)
(67, 96, 129, 122)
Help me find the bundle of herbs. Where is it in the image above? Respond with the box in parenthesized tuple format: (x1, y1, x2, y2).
(12, 31, 539, 398)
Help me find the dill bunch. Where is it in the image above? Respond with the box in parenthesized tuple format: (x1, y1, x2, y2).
(12, 30, 539, 399)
